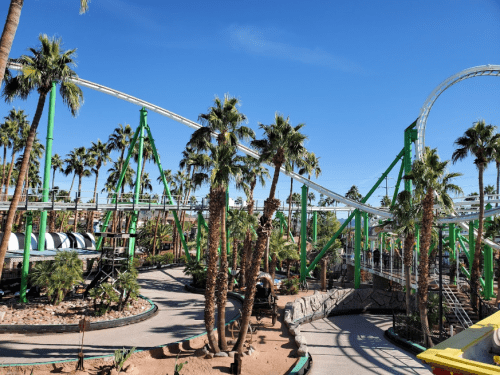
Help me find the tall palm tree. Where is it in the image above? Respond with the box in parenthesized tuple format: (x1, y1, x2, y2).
(0, 1, 89, 87)
(187, 94, 253, 353)
(50, 154, 64, 190)
(88, 139, 111, 233)
(157, 169, 174, 225)
(133, 135, 155, 186)
(19, 129, 43, 197)
(484, 184, 495, 199)
(236, 156, 269, 286)
(64, 147, 82, 197)
(234, 113, 307, 353)
(452, 120, 500, 309)
(140, 172, 153, 195)
(408, 147, 462, 347)
(380, 195, 391, 207)
(2, 108, 27, 200)
(0, 113, 16, 192)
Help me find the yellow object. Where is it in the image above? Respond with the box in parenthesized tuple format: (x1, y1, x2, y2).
(417, 311, 500, 374)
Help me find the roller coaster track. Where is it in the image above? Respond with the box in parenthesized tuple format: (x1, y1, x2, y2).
(6, 63, 500, 249)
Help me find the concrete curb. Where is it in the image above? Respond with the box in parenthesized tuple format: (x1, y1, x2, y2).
(384, 327, 426, 355)
(0, 294, 158, 334)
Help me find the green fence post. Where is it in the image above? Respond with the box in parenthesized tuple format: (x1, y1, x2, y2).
(300, 184, 308, 282)
(312, 211, 317, 244)
(196, 212, 202, 261)
(128, 108, 146, 258)
(20, 212, 33, 303)
(355, 210, 361, 289)
(363, 212, 368, 251)
(38, 82, 57, 252)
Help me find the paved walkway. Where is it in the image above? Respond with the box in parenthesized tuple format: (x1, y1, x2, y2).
(301, 314, 431, 375)
(0, 268, 240, 365)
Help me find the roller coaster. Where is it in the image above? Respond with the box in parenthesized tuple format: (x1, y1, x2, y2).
(5, 62, 500, 306)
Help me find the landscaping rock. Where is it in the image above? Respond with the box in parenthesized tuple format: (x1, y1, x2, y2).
(228, 351, 237, 358)
(214, 351, 228, 357)
(194, 346, 209, 357)
(205, 352, 214, 359)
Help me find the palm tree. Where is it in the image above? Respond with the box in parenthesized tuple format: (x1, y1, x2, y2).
(50, 154, 64, 190)
(106, 158, 135, 234)
(0, 113, 17, 193)
(133, 135, 155, 186)
(19, 129, 43, 197)
(484, 184, 495, 199)
(0, 1, 89, 87)
(452, 120, 500, 310)
(390, 190, 421, 315)
(107, 123, 134, 195)
(2, 108, 27, 200)
(380, 195, 391, 207)
(345, 185, 363, 202)
(236, 156, 269, 290)
(88, 139, 111, 233)
(187, 94, 253, 353)
(70, 146, 95, 231)
(234, 113, 307, 353)
(408, 147, 462, 347)
(157, 169, 174, 226)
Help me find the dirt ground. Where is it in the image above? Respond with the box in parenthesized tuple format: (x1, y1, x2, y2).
(0, 289, 319, 375)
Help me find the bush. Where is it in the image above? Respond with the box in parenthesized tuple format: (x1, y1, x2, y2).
(184, 259, 207, 289)
(159, 252, 174, 264)
(280, 276, 299, 295)
(89, 282, 120, 316)
(178, 255, 189, 264)
(30, 250, 83, 305)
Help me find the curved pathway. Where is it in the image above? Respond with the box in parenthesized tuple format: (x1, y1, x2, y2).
(301, 314, 431, 375)
(0, 268, 240, 365)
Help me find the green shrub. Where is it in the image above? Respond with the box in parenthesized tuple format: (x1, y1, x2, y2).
(114, 347, 136, 372)
(115, 267, 140, 311)
(178, 255, 189, 264)
(30, 250, 83, 305)
(89, 282, 120, 316)
(159, 252, 174, 264)
(281, 276, 299, 295)
(184, 259, 207, 288)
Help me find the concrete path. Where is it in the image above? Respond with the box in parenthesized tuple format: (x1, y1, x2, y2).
(301, 314, 431, 375)
(0, 268, 240, 365)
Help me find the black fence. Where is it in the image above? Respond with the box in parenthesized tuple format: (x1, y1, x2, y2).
(392, 312, 450, 348)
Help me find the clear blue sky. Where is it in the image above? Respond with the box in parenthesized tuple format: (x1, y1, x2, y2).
(2, 0, 500, 218)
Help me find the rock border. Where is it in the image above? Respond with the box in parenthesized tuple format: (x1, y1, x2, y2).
(0, 294, 158, 334)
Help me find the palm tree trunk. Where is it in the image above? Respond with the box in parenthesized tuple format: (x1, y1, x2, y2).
(3, 152, 16, 201)
(270, 253, 277, 286)
(51, 168, 56, 190)
(229, 240, 238, 291)
(152, 213, 160, 256)
(205, 186, 222, 353)
(0, 0, 24, 85)
(241, 179, 256, 287)
(1, 146, 7, 195)
(404, 233, 415, 315)
(0, 91, 46, 279)
(234, 150, 284, 354)
(217, 189, 229, 351)
(73, 174, 82, 232)
(68, 172, 76, 196)
(419, 189, 434, 348)
(471, 164, 485, 310)
(287, 172, 294, 240)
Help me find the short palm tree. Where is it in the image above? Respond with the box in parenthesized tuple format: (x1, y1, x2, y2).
(452, 120, 500, 309)
(107, 123, 134, 195)
(408, 147, 462, 347)
(88, 139, 111, 232)
(70, 146, 95, 231)
(233, 113, 307, 353)
(51, 154, 64, 190)
(390, 190, 421, 315)
(236, 156, 269, 287)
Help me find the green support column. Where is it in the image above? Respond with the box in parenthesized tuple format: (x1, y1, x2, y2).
(469, 221, 475, 274)
(312, 211, 317, 244)
(20, 212, 33, 303)
(484, 204, 494, 299)
(128, 108, 146, 258)
(449, 223, 456, 284)
(196, 212, 202, 261)
(300, 184, 308, 282)
(363, 212, 368, 251)
(38, 82, 57, 252)
(404, 121, 418, 194)
(354, 210, 361, 288)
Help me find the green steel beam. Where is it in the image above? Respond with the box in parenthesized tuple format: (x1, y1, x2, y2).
(300, 184, 308, 282)
(20, 212, 33, 303)
(145, 124, 189, 258)
(484, 204, 494, 299)
(404, 120, 418, 194)
(449, 223, 456, 284)
(96, 120, 141, 250)
(38, 82, 57, 252)
(391, 158, 405, 208)
(307, 148, 404, 274)
(354, 210, 361, 288)
(196, 212, 202, 261)
(363, 212, 368, 251)
(313, 211, 317, 244)
(469, 221, 475, 274)
(127, 108, 146, 258)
